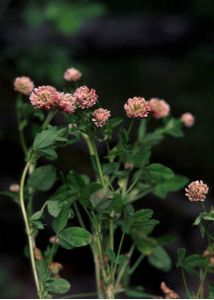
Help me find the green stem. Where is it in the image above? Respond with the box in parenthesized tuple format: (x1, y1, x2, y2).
(73, 202, 86, 229)
(129, 253, 144, 274)
(42, 109, 58, 130)
(82, 133, 106, 187)
(200, 202, 212, 246)
(62, 288, 125, 299)
(112, 231, 126, 278)
(18, 126, 28, 156)
(181, 269, 191, 298)
(115, 244, 135, 289)
(127, 119, 134, 137)
(109, 217, 114, 251)
(19, 163, 42, 298)
(195, 266, 208, 299)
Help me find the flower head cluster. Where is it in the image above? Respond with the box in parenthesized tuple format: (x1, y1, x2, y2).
(181, 112, 195, 128)
(57, 92, 77, 113)
(30, 85, 60, 110)
(185, 180, 209, 201)
(14, 76, 34, 95)
(149, 98, 170, 119)
(74, 85, 98, 109)
(64, 67, 82, 82)
(124, 97, 150, 118)
(92, 108, 111, 127)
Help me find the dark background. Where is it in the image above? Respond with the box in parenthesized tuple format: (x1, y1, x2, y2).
(0, 0, 214, 298)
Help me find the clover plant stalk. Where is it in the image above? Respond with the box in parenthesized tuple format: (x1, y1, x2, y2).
(19, 162, 42, 298)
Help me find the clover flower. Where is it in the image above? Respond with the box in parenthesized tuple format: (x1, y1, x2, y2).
(149, 98, 170, 119)
(185, 180, 209, 201)
(57, 92, 77, 113)
(74, 85, 98, 109)
(14, 76, 34, 95)
(30, 85, 59, 110)
(64, 67, 82, 82)
(92, 108, 111, 127)
(124, 97, 150, 118)
(181, 112, 195, 127)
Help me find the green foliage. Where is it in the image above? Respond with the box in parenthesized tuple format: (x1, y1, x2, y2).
(153, 175, 189, 198)
(177, 248, 208, 276)
(24, 1, 105, 35)
(33, 126, 68, 160)
(58, 227, 92, 249)
(148, 245, 172, 272)
(46, 278, 70, 295)
(29, 165, 57, 191)
(145, 163, 174, 182)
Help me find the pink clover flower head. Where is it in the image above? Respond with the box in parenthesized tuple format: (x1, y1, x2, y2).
(74, 85, 98, 109)
(57, 92, 77, 113)
(30, 85, 59, 110)
(64, 67, 82, 82)
(92, 108, 111, 127)
(185, 180, 209, 201)
(124, 97, 150, 118)
(149, 98, 170, 119)
(14, 76, 34, 95)
(181, 112, 195, 128)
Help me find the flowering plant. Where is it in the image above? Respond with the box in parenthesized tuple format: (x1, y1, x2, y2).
(4, 68, 212, 299)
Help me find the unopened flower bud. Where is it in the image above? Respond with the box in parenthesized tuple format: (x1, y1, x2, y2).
(9, 183, 20, 192)
(34, 248, 43, 261)
(160, 282, 179, 299)
(124, 162, 134, 170)
(49, 262, 63, 275)
(64, 67, 82, 82)
(49, 236, 60, 244)
(181, 113, 195, 128)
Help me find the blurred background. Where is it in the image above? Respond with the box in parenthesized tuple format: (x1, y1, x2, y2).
(0, 0, 214, 298)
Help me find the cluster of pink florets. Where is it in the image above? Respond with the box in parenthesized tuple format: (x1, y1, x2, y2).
(73, 86, 98, 109)
(14, 76, 34, 95)
(29, 85, 60, 110)
(14, 68, 195, 129)
(185, 180, 209, 202)
(57, 92, 77, 113)
(124, 97, 150, 119)
(149, 98, 170, 119)
(92, 108, 111, 127)
(64, 67, 82, 82)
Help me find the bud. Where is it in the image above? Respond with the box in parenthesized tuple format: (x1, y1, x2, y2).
(34, 248, 43, 261)
(160, 282, 179, 299)
(124, 162, 134, 170)
(49, 236, 60, 244)
(49, 262, 63, 275)
(9, 183, 20, 192)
